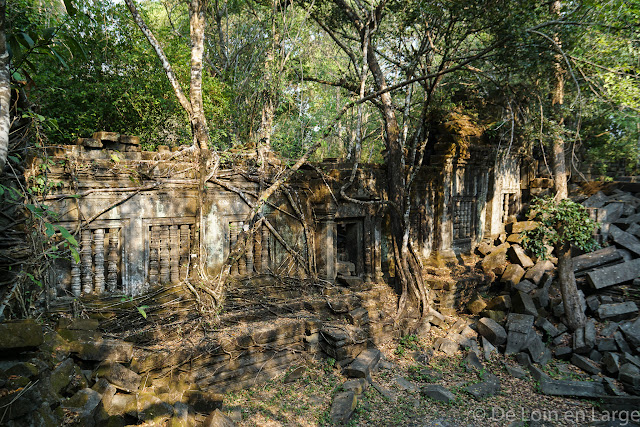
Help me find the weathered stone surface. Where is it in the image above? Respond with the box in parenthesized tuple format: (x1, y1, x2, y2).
(95, 363, 141, 393)
(610, 224, 640, 256)
(434, 337, 459, 355)
(620, 317, 640, 349)
(619, 363, 640, 395)
(0, 319, 44, 349)
(511, 291, 538, 316)
(598, 302, 639, 321)
(465, 373, 500, 400)
(507, 313, 534, 333)
(72, 338, 134, 363)
(554, 346, 572, 359)
(394, 376, 418, 392)
(511, 221, 539, 234)
(481, 336, 498, 360)
(330, 391, 357, 424)
(585, 319, 597, 349)
(467, 295, 487, 315)
(481, 243, 510, 274)
(526, 333, 551, 365)
(524, 260, 554, 285)
(0, 382, 43, 420)
(603, 352, 621, 374)
(50, 358, 75, 395)
(588, 259, 640, 290)
(514, 279, 536, 294)
(582, 191, 609, 209)
(78, 137, 103, 148)
(508, 245, 535, 269)
(501, 264, 525, 286)
(571, 354, 601, 375)
(539, 378, 605, 398)
(477, 242, 494, 256)
(573, 246, 622, 273)
(504, 363, 527, 379)
(535, 317, 560, 338)
(136, 392, 174, 421)
(597, 338, 618, 352)
(204, 409, 237, 427)
(614, 331, 632, 353)
(119, 135, 141, 146)
(93, 131, 120, 141)
(58, 318, 100, 330)
(342, 378, 369, 395)
(476, 318, 507, 346)
(573, 327, 590, 354)
(343, 348, 381, 378)
(421, 384, 456, 403)
(599, 202, 625, 223)
(62, 388, 102, 419)
(464, 351, 484, 372)
(601, 322, 620, 337)
(485, 295, 511, 311)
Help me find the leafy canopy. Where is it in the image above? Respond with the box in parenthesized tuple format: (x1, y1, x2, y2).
(521, 198, 599, 259)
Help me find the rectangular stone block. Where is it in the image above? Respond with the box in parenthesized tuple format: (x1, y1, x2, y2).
(598, 302, 639, 321)
(587, 258, 640, 289)
(572, 246, 623, 273)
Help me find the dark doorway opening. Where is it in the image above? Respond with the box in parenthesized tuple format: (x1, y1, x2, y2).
(336, 219, 364, 276)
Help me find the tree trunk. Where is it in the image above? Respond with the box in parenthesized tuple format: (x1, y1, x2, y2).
(550, 0, 583, 330)
(557, 241, 586, 330)
(0, 0, 9, 173)
(189, 0, 209, 150)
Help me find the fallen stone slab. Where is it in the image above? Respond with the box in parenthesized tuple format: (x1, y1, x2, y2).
(464, 351, 484, 372)
(481, 336, 498, 360)
(185, 390, 224, 414)
(371, 380, 396, 401)
(511, 291, 538, 316)
(476, 318, 507, 346)
(94, 363, 141, 393)
(597, 338, 618, 352)
(598, 302, 639, 321)
(501, 264, 526, 287)
(585, 319, 597, 349)
(587, 258, 640, 289)
(421, 384, 456, 403)
(620, 317, 640, 348)
(434, 337, 459, 355)
(598, 396, 640, 413)
(71, 338, 134, 363)
(599, 202, 625, 224)
(481, 243, 510, 274)
(343, 348, 381, 378)
(330, 391, 357, 424)
(511, 221, 539, 234)
(467, 294, 487, 315)
(507, 313, 534, 333)
(524, 260, 554, 285)
(582, 191, 609, 208)
(509, 245, 535, 269)
(614, 331, 632, 353)
(0, 319, 44, 349)
(573, 246, 623, 274)
(204, 409, 237, 427)
(535, 317, 560, 338)
(554, 346, 572, 360)
(61, 388, 102, 420)
(526, 333, 551, 365)
(464, 373, 500, 400)
(573, 327, 591, 354)
(571, 354, 601, 375)
(485, 295, 511, 311)
(539, 378, 606, 398)
(514, 279, 536, 294)
(504, 363, 527, 379)
(610, 224, 640, 256)
(342, 378, 369, 395)
(394, 376, 418, 393)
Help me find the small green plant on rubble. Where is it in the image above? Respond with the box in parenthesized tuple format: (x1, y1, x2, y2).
(395, 334, 420, 356)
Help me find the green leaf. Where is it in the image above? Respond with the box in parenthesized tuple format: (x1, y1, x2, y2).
(63, 0, 77, 16)
(70, 247, 80, 264)
(110, 153, 120, 163)
(17, 32, 35, 49)
(43, 27, 56, 42)
(137, 305, 149, 319)
(49, 47, 69, 70)
(44, 222, 56, 237)
(56, 225, 79, 247)
(25, 272, 43, 288)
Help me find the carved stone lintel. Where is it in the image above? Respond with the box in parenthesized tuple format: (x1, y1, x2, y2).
(81, 229, 93, 294)
(107, 228, 119, 292)
(160, 226, 170, 283)
(93, 229, 105, 293)
(170, 225, 180, 283)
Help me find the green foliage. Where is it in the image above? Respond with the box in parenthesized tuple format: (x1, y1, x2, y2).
(395, 334, 420, 357)
(521, 198, 599, 258)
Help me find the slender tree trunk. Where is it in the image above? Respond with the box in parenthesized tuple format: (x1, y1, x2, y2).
(189, 0, 210, 150)
(0, 0, 10, 173)
(257, 5, 278, 170)
(550, 0, 584, 330)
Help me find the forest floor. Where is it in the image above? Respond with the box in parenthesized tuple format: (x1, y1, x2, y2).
(222, 327, 613, 427)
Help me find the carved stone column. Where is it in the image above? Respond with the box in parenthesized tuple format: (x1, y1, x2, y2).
(81, 229, 93, 294)
(261, 222, 269, 272)
(245, 224, 254, 275)
(107, 228, 119, 292)
(364, 214, 373, 282)
(314, 203, 337, 282)
(71, 259, 81, 296)
(374, 219, 383, 281)
(149, 226, 159, 285)
(93, 229, 105, 293)
(160, 226, 170, 283)
(180, 225, 190, 280)
(170, 225, 180, 283)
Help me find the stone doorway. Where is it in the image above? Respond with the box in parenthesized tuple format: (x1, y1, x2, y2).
(336, 219, 364, 277)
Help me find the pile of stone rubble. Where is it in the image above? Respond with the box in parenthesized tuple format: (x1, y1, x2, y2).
(0, 318, 236, 426)
(469, 188, 640, 398)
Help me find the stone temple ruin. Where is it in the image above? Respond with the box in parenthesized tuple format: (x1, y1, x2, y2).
(42, 131, 527, 300)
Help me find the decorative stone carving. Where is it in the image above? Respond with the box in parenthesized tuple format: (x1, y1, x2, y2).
(93, 229, 105, 293)
(160, 226, 170, 283)
(261, 222, 270, 273)
(71, 259, 81, 296)
(149, 226, 159, 285)
(244, 223, 253, 274)
(107, 228, 119, 292)
(180, 224, 190, 280)
(170, 225, 180, 283)
(229, 222, 240, 276)
(81, 229, 93, 294)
